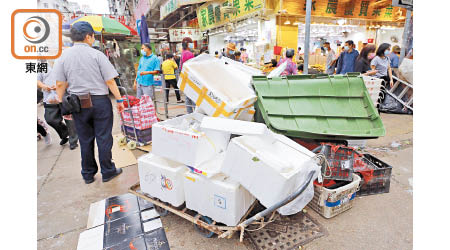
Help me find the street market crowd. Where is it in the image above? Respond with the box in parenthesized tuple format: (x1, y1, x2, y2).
(37, 20, 412, 185)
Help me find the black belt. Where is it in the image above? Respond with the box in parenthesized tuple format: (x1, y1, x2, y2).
(89, 95, 108, 99)
(43, 103, 60, 108)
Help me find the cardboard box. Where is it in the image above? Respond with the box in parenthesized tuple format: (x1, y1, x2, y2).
(178, 54, 257, 118)
(152, 113, 230, 167)
(138, 153, 187, 207)
(221, 132, 320, 215)
(184, 171, 256, 226)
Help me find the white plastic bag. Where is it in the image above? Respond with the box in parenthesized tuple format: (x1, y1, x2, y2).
(398, 58, 413, 84)
(267, 61, 287, 78)
(277, 158, 320, 215)
(46, 91, 59, 104)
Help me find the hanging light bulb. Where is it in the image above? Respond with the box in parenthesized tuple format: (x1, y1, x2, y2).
(284, 19, 291, 25)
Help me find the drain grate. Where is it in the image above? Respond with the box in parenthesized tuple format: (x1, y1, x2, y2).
(244, 212, 327, 250)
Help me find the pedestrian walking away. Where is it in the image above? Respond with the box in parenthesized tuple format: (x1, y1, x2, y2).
(161, 53, 182, 103)
(336, 40, 359, 74)
(134, 43, 161, 99)
(180, 38, 195, 113)
(371, 43, 394, 88)
(37, 60, 79, 149)
(53, 21, 124, 184)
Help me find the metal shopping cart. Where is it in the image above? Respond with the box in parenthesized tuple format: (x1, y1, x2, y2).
(151, 71, 196, 120)
(117, 85, 153, 150)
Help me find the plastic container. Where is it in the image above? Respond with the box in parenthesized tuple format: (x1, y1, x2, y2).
(183, 171, 256, 226)
(221, 132, 320, 215)
(253, 74, 385, 140)
(152, 113, 230, 167)
(362, 76, 383, 105)
(318, 144, 358, 181)
(356, 154, 393, 196)
(308, 174, 361, 218)
(121, 125, 152, 144)
(138, 153, 187, 207)
(178, 54, 257, 118)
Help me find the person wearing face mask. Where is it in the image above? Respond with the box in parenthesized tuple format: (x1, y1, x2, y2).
(225, 43, 237, 60)
(371, 43, 394, 88)
(354, 44, 378, 76)
(336, 40, 359, 74)
(53, 21, 124, 184)
(134, 43, 161, 99)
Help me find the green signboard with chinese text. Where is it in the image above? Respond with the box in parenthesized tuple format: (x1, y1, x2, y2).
(197, 0, 264, 31)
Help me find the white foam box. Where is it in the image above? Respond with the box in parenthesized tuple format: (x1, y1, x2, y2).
(138, 153, 187, 207)
(177, 54, 257, 119)
(152, 113, 231, 167)
(184, 171, 256, 226)
(221, 132, 320, 215)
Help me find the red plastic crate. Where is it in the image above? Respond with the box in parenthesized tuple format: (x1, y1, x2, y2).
(317, 144, 360, 181)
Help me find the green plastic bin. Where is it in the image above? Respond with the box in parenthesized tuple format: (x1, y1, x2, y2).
(252, 74, 385, 140)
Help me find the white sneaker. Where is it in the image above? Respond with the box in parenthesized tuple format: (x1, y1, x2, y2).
(44, 133, 52, 145)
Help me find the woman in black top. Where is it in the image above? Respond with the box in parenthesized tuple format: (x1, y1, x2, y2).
(354, 44, 377, 76)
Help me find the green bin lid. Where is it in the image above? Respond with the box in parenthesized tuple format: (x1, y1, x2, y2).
(252, 74, 385, 140)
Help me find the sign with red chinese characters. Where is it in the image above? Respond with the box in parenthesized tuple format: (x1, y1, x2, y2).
(168, 28, 203, 42)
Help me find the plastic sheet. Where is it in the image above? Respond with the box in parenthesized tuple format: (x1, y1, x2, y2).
(267, 61, 287, 78)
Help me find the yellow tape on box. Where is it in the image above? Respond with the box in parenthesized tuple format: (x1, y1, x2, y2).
(178, 54, 257, 119)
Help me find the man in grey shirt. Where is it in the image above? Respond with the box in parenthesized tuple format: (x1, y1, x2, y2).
(54, 22, 125, 184)
(323, 42, 336, 75)
(37, 62, 78, 149)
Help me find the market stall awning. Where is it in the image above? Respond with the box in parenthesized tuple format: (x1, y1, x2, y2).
(71, 16, 133, 35)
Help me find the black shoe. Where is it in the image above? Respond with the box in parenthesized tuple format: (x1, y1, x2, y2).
(102, 168, 123, 182)
(84, 177, 95, 184)
(60, 137, 69, 145)
(70, 144, 78, 150)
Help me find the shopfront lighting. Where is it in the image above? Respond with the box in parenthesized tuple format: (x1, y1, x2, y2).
(284, 20, 291, 25)
(337, 19, 345, 26)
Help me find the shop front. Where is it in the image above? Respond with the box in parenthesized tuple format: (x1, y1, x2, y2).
(197, 0, 266, 63)
(265, 0, 410, 69)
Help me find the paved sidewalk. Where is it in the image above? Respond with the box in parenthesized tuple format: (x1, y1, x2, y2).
(37, 98, 413, 250)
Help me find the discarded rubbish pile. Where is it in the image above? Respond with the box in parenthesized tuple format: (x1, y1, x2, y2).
(131, 55, 393, 241)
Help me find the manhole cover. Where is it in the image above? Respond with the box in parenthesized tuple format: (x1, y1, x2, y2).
(244, 212, 327, 250)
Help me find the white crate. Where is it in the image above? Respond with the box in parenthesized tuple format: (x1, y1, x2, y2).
(138, 153, 187, 207)
(178, 54, 257, 118)
(152, 113, 230, 167)
(221, 132, 320, 215)
(362, 76, 383, 105)
(184, 171, 256, 226)
(308, 174, 361, 218)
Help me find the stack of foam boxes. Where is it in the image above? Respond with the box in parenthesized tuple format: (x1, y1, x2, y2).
(138, 54, 320, 226)
(138, 113, 257, 226)
(138, 113, 321, 226)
